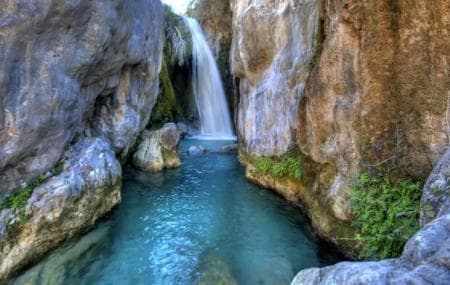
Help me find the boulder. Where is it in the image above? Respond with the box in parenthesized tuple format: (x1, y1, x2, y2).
(0, 138, 121, 282)
(159, 123, 181, 151)
(132, 124, 182, 172)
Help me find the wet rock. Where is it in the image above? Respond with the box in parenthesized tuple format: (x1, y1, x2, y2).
(177, 122, 190, 137)
(0, 138, 121, 282)
(0, 0, 163, 196)
(159, 123, 181, 151)
(222, 144, 238, 154)
(189, 145, 207, 156)
(132, 124, 182, 172)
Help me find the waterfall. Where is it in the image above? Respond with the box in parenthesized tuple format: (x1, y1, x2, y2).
(183, 17, 235, 139)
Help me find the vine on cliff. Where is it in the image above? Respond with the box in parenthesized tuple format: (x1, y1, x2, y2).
(350, 173, 422, 259)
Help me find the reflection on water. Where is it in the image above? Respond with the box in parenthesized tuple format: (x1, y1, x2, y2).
(12, 140, 342, 285)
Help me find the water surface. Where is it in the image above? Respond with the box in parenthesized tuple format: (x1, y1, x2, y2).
(13, 140, 342, 285)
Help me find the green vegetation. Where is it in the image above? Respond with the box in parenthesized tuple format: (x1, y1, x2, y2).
(151, 58, 183, 124)
(255, 150, 303, 180)
(350, 173, 422, 259)
(0, 161, 64, 221)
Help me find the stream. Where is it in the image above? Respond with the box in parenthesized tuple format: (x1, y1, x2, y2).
(12, 140, 341, 285)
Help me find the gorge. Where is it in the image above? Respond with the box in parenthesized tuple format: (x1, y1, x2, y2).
(0, 0, 449, 284)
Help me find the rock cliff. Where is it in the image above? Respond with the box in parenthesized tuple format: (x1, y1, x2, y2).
(0, 0, 163, 197)
(231, 0, 319, 156)
(233, 0, 449, 259)
(293, 148, 450, 284)
(0, 0, 163, 280)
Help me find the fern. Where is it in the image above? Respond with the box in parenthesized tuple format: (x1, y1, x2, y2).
(351, 173, 422, 259)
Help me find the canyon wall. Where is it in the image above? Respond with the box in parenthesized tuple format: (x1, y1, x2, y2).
(233, 0, 449, 258)
(298, 0, 449, 245)
(0, 0, 163, 197)
(231, 0, 319, 156)
(0, 0, 163, 281)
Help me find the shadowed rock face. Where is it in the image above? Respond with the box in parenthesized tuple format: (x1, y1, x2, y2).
(0, 0, 163, 197)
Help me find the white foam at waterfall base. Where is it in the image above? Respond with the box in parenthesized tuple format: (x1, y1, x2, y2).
(183, 17, 235, 139)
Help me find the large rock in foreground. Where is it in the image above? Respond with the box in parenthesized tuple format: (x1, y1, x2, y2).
(0, 138, 121, 282)
(0, 0, 163, 197)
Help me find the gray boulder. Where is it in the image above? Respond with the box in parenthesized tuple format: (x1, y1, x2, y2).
(0, 138, 122, 282)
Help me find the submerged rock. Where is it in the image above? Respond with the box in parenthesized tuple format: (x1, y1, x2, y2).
(221, 144, 238, 154)
(0, 138, 121, 282)
(192, 251, 237, 285)
(10, 223, 111, 285)
(189, 145, 207, 156)
(132, 124, 182, 172)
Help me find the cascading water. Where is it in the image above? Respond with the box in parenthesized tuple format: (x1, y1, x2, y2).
(183, 17, 235, 139)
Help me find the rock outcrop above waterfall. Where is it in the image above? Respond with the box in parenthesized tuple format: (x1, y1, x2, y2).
(0, 0, 163, 197)
(0, 0, 163, 280)
(0, 138, 121, 282)
(292, 148, 450, 284)
(231, 0, 319, 156)
(132, 123, 182, 172)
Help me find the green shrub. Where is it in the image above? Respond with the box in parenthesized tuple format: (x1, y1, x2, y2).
(351, 173, 422, 259)
(255, 152, 303, 180)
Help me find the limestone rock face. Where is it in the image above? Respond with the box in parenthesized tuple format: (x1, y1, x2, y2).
(297, 0, 449, 238)
(0, 138, 121, 282)
(0, 0, 163, 197)
(132, 124, 182, 172)
(292, 146, 450, 284)
(292, 214, 450, 285)
(421, 148, 450, 225)
(231, 0, 319, 156)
